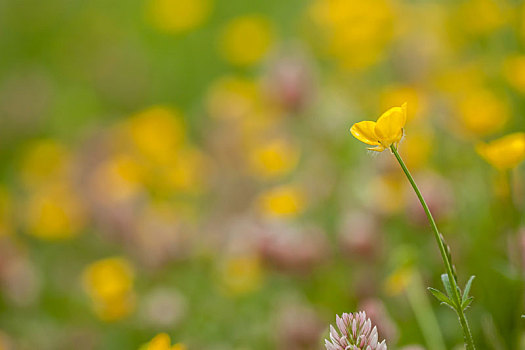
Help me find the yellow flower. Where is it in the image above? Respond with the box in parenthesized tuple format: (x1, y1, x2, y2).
(457, 0, 507, 36)
(20, 139, 71, 187)
(126, 106, 186, 163)
(309, 0, 394, 70)
(504, 55, 525, 94)
(219, 15, 274, 66)
(258, 185, 306, 218)
(83, 257, 134, 300)
(82, 257, 136, 321)
(248, 138, 300, 179)
(91, 153, 145, 202)
(206, 76, 259, 120)
(400, 129, 433, 169)
(93, 294, 136, 322)
(384, 266, 414, 296)
(457, 88, 509, 136)
(146, 0, 211, 34)
(476, 132, 525, 170)
(218, 254, 263, 296)
(166, 149, 207, 193)
(434, 63, 485, 95)
(368, 173, 405, 215)
(26, 184, 86, 240)
(152, 148, 208, 194)
(380, 86, 426, 122)
(350, 103, 407, 152)
(142, 333, 186, 350)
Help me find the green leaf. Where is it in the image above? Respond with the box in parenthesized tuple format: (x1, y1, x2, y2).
(462, 275, 475, 304)
(462, 296, 474, 311)
(441, 274, 453, 297)
(441, 274, 459, 308)
(428, 287, 452, 305)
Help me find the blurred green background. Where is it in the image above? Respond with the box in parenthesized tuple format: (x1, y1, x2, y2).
(1, 0, 525, 349)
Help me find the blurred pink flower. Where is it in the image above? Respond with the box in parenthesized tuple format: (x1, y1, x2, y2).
(256, 222, 329, 274)
(0, 238, 40, 307)
(276, 302, 323, 350)
(339, 212, 383, 260)
(262, 47, 316, 113)
(325, 311, 387, 350)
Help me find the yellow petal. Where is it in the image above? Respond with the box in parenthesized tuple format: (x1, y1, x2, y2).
(476, 132, 525, 170)
(350, 121, 380, 146)
(368, 145, 386, 152)
(148, 333, 171, 350)
(374, 103, 407, 147)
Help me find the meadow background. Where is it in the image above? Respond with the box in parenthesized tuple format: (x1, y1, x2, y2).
(0, 0, 525, 349)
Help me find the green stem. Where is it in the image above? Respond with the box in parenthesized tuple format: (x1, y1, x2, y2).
(391, 145, 476, 350)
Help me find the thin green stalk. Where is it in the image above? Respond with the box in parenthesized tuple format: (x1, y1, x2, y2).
(390, 145, 476, 350)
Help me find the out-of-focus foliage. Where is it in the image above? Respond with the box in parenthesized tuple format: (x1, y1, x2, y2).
(0, 0, 525, 349)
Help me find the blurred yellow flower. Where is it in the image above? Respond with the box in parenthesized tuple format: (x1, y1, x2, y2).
(457, 88, 509, 136)
(26, 184, 86, 240)
(435, 63, 486, 95)
(155, 148, 208, 194)
(258, 185, 306, 218)
(126, 106, 186, 163)
(206, 75, 282, 146)
(380, 86, 426, 122)
(384, 266, 414, 296)
(369, 174, 405, 215)
(219, 15, 274, 66)
(248, 138, 300, 179)
(350, 103, 407, 152)
(83, 257, 136, 321)
(504, 55, 525, 94)
(457, 0, 507, 36)
(400, 129, 433, 169)
(141, 333, 186, 350)
(238, 106, 283, 145)
(206, 76, 259, 120)
(20, 139, 71, 187)
(309, 0, 394, 70)
(219, 254, 263, 296)
(476, 132, 525, 170)
(92, 153, 145, 202)
(93, 294, 136, 322)
(147, 0, 211, 33)
(83, 257, 134, 300)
